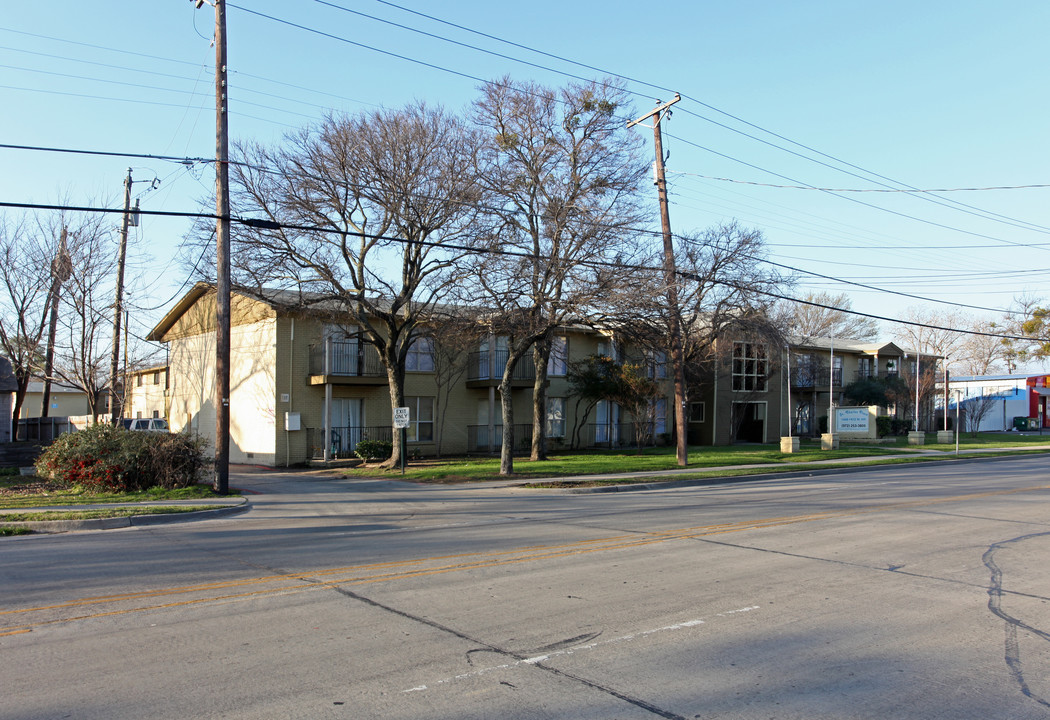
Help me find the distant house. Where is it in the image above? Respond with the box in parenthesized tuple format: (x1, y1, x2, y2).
(21, 381, 96, 419)
(0, 356, 17, 443)
(947, 373, 1050, 432)
(126, 365, 168, 421)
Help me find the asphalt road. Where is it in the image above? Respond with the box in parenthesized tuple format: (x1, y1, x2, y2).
(3, 457, 1050, 719)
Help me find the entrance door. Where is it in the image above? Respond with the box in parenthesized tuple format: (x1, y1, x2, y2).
(330, 398, 363, 457)
(733, 402, 766, 443)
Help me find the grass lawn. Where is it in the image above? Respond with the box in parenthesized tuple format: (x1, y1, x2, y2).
(0, 480, 233, 510)
(343, 432, 1050, 484)
(0, 506, 220, 522)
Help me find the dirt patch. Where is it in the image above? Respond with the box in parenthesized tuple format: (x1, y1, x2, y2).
(0, 480, 66, 497)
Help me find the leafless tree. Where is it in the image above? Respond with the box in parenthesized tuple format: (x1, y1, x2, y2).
(780, 291, 880, 342)
(211, 102, 482, 468)
(51, 213, 118, 422)
(0, 213, 53, 429)
(960, 393, 999, 436)
(954, 319, 1011, 376)
(429, 312, 484, 456)
(612, 222, 789, 428)
(467, 77, 648, 474)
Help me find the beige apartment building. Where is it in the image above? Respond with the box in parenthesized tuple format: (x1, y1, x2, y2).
(147, 284, 678, 467)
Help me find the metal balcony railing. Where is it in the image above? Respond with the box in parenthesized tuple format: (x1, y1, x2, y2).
(308, 340, 385, 378)
(466, 350, 535, 382)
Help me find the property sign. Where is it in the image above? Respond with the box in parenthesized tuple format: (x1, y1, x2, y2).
(834, 407, 870, 433)
(393, 407, 410, 429)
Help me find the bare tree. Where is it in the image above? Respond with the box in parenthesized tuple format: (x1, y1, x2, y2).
(51, 214, 118, 422)
(217, 102, 482, 468)
(781, 291, 879, 342)
(960, 394, 999, 436)
(612, 222, 788, 434)
(468, 77, 648, 474)
(429, 312, 484, 456)
(0, 213, 52, 430)
(954, 318, 1011, 377)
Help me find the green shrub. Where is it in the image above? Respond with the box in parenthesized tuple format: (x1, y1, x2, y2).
(35, 424, 209, 492)
(355, 438, 393, 462)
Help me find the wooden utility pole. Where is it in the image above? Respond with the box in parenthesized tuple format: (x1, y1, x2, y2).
(41, 228, 71, 419)
(213, 0, 232, 494)
(628, 94, 688, 466)
(110, 168, 132, 424)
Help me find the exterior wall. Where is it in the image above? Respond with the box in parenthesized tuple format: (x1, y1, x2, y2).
(949, 376, 1043, 432)
(0, 393, 12, 443)
(21, 386, 94, 418)
(127, 369, 167, 420)
(167, 315, 278, 465)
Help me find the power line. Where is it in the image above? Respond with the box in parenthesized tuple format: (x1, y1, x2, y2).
(668, 171, 1050, 195)
(1, 198, 1034, 340)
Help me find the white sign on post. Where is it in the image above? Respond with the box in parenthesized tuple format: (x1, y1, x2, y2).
(393, 407, 410, 429)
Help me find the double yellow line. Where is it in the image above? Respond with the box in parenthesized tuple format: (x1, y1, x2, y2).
(4, 482, 1048, 637)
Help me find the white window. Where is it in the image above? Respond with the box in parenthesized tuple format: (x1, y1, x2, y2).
(547, 336, 568, 376)
(732, 342, 768, 392)
(689, 402, 705, 423)
(406, 337, 435, 372)
(546, 397, 566, 438)
(405, 396, 434, 442)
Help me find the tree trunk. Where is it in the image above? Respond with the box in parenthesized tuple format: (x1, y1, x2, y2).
(530, 341, 550, 461)
(380, 356, 406, 470)
(499, 370, 514, 476)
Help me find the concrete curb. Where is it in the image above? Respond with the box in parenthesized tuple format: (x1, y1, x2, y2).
(4, 498, 249, 533)
(559, 451, 1049, 494)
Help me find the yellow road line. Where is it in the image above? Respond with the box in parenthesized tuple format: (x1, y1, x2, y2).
(4, 482, 1048, 636)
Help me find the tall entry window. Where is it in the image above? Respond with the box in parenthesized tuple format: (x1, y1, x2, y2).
(732, 342, 768, 392)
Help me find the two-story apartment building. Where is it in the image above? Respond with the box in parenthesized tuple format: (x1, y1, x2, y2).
(147, 284, 676, 467)
(786, 338, 938, 436)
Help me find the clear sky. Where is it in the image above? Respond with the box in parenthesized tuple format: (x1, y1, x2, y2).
(2, 1, 1048, 352)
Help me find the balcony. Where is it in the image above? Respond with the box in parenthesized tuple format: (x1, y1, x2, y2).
(466, 350, 535, 388)
(308, 340, 387, 386)
(790, 367, 843, 389)
(466, 423, 534, 453)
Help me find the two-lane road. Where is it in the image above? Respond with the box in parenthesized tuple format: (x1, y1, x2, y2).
(3, 457, 1050, 719)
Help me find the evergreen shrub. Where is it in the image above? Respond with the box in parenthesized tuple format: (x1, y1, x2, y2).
(35, 424, 209, 492)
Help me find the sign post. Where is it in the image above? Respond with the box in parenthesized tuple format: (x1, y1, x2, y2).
(393, 407, 410, 475)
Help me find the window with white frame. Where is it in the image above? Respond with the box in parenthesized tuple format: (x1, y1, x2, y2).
(405, 337, 435, 372)
(546, 397, 566, 438)
(547, 336, 568, 376)
(689, 402, 706, 423)
(404, 396, 434, 442)
(732, 341, 768, 392)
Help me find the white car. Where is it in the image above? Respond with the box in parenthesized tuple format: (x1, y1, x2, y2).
(121, 418, 169, 432)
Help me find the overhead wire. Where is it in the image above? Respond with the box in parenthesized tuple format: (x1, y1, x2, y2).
(0, 143, 1034, 317)
(0, 198, 1035, 338)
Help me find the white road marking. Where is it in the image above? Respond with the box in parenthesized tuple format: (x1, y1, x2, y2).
(401, 605, 761, 693)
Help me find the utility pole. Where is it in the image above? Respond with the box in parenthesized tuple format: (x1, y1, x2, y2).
(628, 94, 687, 466)
(41, 228, 72, 419)
(213, 0, 232, 495)
(110, 168, 132, 424)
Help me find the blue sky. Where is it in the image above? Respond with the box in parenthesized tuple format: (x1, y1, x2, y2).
(2, 1, 1048, 349)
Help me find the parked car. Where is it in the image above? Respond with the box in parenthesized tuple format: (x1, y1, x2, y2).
(121, 418, 169, 432)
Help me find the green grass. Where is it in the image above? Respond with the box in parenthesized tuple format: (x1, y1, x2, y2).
(0, 506, 218, 522)
(343, 443, 914, 483)
(0, 481, 235, 510)
(0, 525, 32, 536)
(344, 433, 1050, 484)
